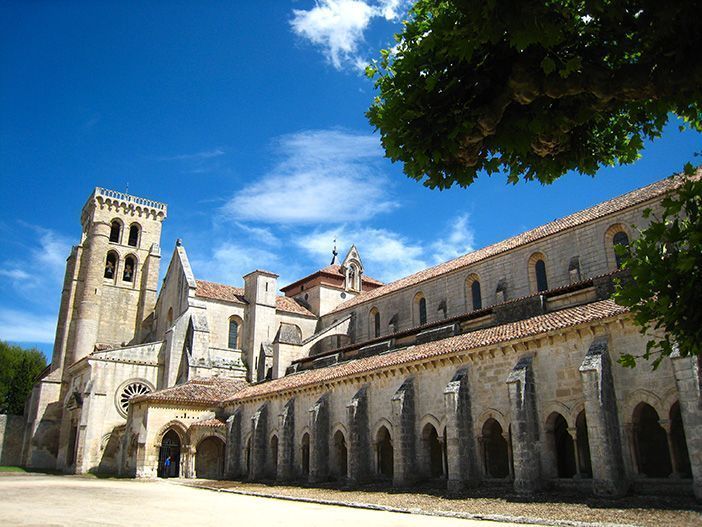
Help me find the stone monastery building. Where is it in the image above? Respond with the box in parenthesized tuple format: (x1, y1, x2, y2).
(20, 175, 702, 499)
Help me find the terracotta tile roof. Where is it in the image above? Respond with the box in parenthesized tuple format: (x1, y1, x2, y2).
(133, 376, 248, 406)
(196, 280, 247, 304)
(276, 296, 316, 317)
(190, 417, 226, 428)
(196, 279, 315, 317)
(331, 175, 688, 313)
(225, 299, 628, 403)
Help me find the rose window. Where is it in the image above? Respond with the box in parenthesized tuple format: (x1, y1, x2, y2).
(117, 382, 151, 417)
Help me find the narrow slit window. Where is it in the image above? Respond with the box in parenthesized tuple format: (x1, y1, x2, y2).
(535, 259, 548, 292)
(471, 280, 482, 310)
(613, 231, 630, 269)
(419, 297, 427, 325)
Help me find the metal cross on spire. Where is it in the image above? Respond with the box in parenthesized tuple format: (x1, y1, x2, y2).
(330, 238, 339, 265)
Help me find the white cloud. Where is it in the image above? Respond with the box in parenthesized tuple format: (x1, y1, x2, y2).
(234, 223, 279, 246)
(296, 214, 476, 283)
(290, 0, 409, 70)
(189, 241, 302, 290)
(297, 225, 426, 282)
(0, 226, 70, 292)
(156, 148, 225, 162)
(0, 308, 57, 343)
(223, 129, 397, 224)
(430, 214, 475, 263)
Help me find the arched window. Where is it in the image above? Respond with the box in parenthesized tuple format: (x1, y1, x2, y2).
(605, 224, 631, 270)
(535, 259, 548, 292)
(466, 274, 482, 311)
(613, 231, 630, 269)
(228, 316, 241, 349)
(414, 292, 427, 326)
(104, 251, 118, 279)
(528, 252, 548, 293)
(109, 220, 122, 243)
(122, 255, 136, 282)
(369, 308, 380, 338)
(128, 224, 140, 247)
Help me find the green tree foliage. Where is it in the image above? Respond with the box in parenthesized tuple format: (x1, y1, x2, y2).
(614, 169, 702, 369)
(367, 0, 702, 189)
(0, 341, 47, 415)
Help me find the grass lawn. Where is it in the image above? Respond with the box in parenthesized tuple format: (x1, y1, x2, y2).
(0, 466, 26, 472)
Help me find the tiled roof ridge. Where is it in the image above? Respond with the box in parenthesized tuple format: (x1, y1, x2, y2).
(330, 174, 689, 313)
(281, 264, 384, 291)
(225, 299, 628, 403)
(195, 279, 314, 316)
(132, 376, 248, 406)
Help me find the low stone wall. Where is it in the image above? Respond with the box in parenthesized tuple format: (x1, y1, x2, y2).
(0, 414, 25, 466)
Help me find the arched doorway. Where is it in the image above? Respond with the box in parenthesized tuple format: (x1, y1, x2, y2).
(301, 433, 310, 477)
(333, 430, 348, 480)
(669, 402, 692, 478)
(244, 436, 252, 478)
(547, 413, 576, 478)
(633, 403, 672, 477)
(482, 418, 509, 478)
(270, 435, 279, 477)
(376, 426, 393, 478)
(575, 411, 592, 478)
(195, 436, 225, 479)
(158, 429, 181, 478)
(421, 423, 444, 479)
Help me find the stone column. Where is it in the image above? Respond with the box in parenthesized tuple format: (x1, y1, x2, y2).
(568, 426, 582, 478)
(277, 398, 295, 482)
(309, 393, 329, 483)
(671, 353, 702, 499)
(347, 385, 370, 485)
(506, 355, 542, 493)
(579, 336, 628, 497)
(443, 367, 480, 490)
(391, 377, 416, 486)
(250, 403, 268, 480)
(225, 410, 242, 479)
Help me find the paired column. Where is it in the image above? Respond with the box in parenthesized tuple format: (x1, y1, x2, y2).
(578, 336, 628, 497)
(443, 367, 480, 490)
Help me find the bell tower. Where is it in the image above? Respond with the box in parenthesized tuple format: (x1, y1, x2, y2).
(52, 188, 167, 372)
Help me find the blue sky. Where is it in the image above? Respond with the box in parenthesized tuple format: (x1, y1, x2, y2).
(1, 1, 699, 360)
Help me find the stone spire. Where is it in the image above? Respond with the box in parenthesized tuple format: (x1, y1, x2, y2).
(330, 239, 339, 265)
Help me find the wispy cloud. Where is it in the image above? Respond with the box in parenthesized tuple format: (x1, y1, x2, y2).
(290, 0, 408, 70)
(189, 241, 301, 290)
(430, 214, 475, 263)
(156, 148, 226, 162)
(296, 214, 475, 283)
(223, 129, 397, 224)
(0, 309, 57, 343)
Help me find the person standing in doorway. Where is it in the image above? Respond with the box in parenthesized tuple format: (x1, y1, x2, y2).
(164, 455, 171, 478)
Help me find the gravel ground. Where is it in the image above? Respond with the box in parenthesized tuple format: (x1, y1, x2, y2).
(183, 479, 701, 527)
